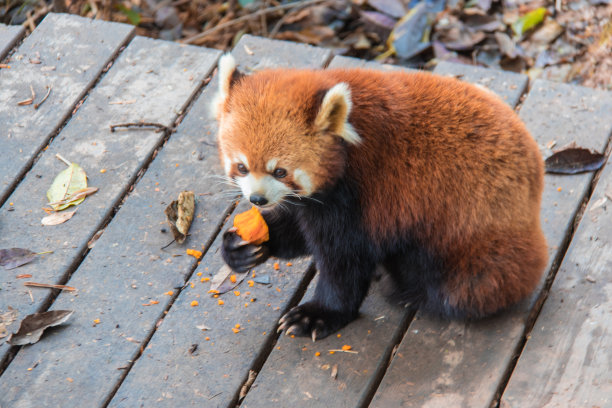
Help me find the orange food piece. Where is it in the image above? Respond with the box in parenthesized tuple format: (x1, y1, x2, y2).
(218, 299, 224, 305)
(165, 291, 174, 296)
(190, 300, 199, 307)
(315, 352, 321, 357)
(186, 249, 202, 258)
(203, 277, 210, 282)
(287, 262, 293, 267)
(342, 345, 352, 351)
(208, 289, 219, 294)
(247, 280, 254, 287)
(232, 328, 240, 333)
(273, 262, 280, 270)
(234, 291, 241, 296)
(230, 274, 237, 283)
(233, 207, 269, 245)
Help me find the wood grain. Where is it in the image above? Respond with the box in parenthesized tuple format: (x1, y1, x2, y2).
(0, 23, 24, 60)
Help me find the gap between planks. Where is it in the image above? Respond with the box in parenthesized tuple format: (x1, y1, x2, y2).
(490, 129, 612, 407)
(0, 45, 220, 380)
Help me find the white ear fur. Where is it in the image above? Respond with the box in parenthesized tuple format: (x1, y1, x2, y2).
(315, 83, 361, 145)
(210, 53, 237, 119)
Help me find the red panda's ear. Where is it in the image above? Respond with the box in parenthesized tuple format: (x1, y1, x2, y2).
(314, 83, 361, 145)
(211, 54, 243, 119)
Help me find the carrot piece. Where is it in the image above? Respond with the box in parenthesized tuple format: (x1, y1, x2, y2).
(342, 345, 352, 351)
(229, 274, 237, 283)
(233, 207, 269, 245)
(186, 249, 202, 258)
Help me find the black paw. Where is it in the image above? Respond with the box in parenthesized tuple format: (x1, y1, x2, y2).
(277, 302, 354, 341)
(221, 227, 269, 273)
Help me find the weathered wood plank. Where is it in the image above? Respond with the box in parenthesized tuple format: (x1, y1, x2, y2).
(0, 36, 221, 404)
(435, 60, 528, 107)
(239, 55, 413, 408)
(502, 101, 612, 408)
(370, 69, 612, 408)
(0, 23, 24, 59)
(0, 13, 134, 205)
(80, 36, 329, 407)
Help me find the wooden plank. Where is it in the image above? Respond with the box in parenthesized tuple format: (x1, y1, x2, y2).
(435, 61, 528, 107)
(369, 70, 612, 408)
(29, 36, 332, 408)
(0, 36, 221, 400)
(0, 13, 134, 205)
(0, 23, 24, 59)
(501, 99, 612, 408)
(240, 55, 413, 408)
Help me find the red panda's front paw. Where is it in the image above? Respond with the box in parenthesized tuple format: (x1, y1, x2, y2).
(221, 228, 269, 273)
(277, 303, 354, 341)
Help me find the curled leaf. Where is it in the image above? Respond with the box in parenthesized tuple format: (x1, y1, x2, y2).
(164, 191, 195, 244)
(46, 163, 88, 211)
(0, 248, 36, 270)
(545, 145, 606, 174)
(210, 265, 248, 294)
(7, 310, 73, 346)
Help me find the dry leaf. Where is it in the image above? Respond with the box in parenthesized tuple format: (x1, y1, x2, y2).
(46, 187, 98, 209)
(46, 161, 89, 211)
(545, 144, 606, 174)
(0, 248, 36, 270)
(164, 191, 195, 244)
(0, 307, 18, 339)
(7, 310, 73, 346)
(210, 265, 248, 294)
(41, 209, 77, 226)
(239, 370, 257, 400)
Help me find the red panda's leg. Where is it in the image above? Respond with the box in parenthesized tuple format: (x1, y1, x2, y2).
(434, 226, 547, 318)
(278, 254, 375, 340)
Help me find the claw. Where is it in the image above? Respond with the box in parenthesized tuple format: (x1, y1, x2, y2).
(227, 227, 237, 233)
(277, 324, 285, 333)
(279, 314, 287, 325)
(285, 325, 296, 336)
(311, 329, 317, 343)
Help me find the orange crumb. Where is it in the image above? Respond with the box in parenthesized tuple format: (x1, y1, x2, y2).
(290, 335, 295, 338)
(234, 290, 241, 296)
(155, 182, 159, 186)
(557, 187, 562, 192)
(205, 337, 210, 341)
(251, 298, 256, 302)
(197, 272, 202, 276)
(337, 334, 341, 338)
(252, 271, 256, 277)
(244, 303, 249, 307)
(9, 202, 13, 206)
(232, 328, 240, 333)
(100, 169, 107, 173)
(276, 287, 281, 292)
(287, 262, 293, 266)
(273, 262, 280, 270)
(208, 289, 219, 294)
(186, 249, 202, 258)
(165, 291, 174, 296)
(200, 278, 206, 283)
(66, 377, 74, 382)
(203, 277, 210, 282)
(235, 324, 240, 328)
(218, 299, 224, 305)
(277, 346, 281, 350)
(175, 163, 179, 167)
(247, 280, 254, 287)
(150, 300, 159, 305)
(213, 294, 219, 298)
(230, 274, 237, 283)
(190, 300, 199, 307)
(190, 282, 195, 288)
(93, 319, 100, 325)
(315, 352, 321, 357)
(342, 345, 352, 351)
(329, 351, 335, 355)
(155, 188, 160, 192)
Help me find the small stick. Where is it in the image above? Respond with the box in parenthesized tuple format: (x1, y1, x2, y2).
(109, 122, 170, 133)
(34, 85, 52, 109)
(24, 282, 77, 291)
(30, 84, 36, 100)
(35, 250, 54, 256)
(328, 349, 359, 354)
(55, 153, 71, 166)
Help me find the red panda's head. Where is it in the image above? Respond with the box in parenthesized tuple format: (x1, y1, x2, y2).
(212, 54, 361, 209)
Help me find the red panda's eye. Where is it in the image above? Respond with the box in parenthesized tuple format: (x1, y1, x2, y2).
(273, 168, 287, 178)
(237, 163, 248, 175)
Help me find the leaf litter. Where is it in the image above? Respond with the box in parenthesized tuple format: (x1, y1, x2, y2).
(164, 190, 195, 245)
(0, 248, 52, 270)
(7, 310, 74, 346)
(545, 143, 606, 174)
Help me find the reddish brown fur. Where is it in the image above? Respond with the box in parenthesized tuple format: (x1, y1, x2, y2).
(218, 68, 548, 317)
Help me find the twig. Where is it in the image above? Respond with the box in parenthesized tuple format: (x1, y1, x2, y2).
(181, 0, 326, 44)
(17, 84, 36, 106)
(269, 0, 315, 38)
(328, 349, 359, 354)
(110, 122, 171, 133)
(34, 85, 52, 109)
(24, 282, 76, 291)
(55, 153, 71, 166)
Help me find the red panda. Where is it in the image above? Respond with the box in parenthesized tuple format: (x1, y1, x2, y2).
(213, 54, 548, 341)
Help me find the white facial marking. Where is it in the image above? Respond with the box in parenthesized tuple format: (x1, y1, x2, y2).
(223, 154, 232, 175)
(236, 173, 291, 206)
(237, 153, 249, 169)
(266, 158, 279, 173)
(294, 169, 313, 195)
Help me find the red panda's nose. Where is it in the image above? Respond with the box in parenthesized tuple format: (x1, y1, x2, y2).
(249, 194, 268, 206)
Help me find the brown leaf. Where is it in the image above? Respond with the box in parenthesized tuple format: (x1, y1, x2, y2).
(210, 264, 248, 294)
(0, 248, 36, 270)
(164, 191, 195, 244)
(41, 209, 77, 226)
(7, 310, 73, 346)
(545, 144, 606, 174)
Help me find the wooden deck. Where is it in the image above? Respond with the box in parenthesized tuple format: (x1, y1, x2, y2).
(1, 13, 611, 408)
